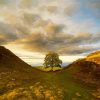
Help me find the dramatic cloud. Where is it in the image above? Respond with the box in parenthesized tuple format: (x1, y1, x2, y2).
(46, 6, 58, 13)
(63, 1, 80, 16)
(0, 0, 7, 5)
(12, 31, 100, 55)
(86, 0, 100, 17)
(22, 13, 41, 25)
(0, 0, 99, 56)
(87, 0, 100, 9)
(20, 0, 33, 8)
(0, 22, 18, 45)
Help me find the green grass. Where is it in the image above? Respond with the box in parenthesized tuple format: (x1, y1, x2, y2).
(0, 66, 97, 100)
(37, 66, 63, 71)
(32, 66, 96, 100)
(42, 70, 95, 100)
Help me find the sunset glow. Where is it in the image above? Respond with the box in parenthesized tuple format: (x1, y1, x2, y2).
(0, 0, 99, 66)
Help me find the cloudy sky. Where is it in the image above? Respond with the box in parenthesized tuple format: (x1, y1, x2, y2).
(0, 0, 100, 66)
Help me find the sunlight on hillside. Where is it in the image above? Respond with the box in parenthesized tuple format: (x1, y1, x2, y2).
(37, 67, 63, 71)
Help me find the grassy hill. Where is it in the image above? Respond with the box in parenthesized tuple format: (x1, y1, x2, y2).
(63, 51, 100, 99)
(65, 56, 100, 86)
(0, 46, 99, 100)
(0, 46, 46, 99)
(86, 51, 100, 64)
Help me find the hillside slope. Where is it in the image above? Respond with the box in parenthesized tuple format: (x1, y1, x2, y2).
(65, 51, 100, 87)
(86, 51, 100, 64)
(0, 46, 46, 99)
(0, 46, 38, 70)
(0, 46, 44, 82)
(0, 46, 98, 100)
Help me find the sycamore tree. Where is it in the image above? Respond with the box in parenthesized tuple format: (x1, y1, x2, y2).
(43, 52, 62, 70)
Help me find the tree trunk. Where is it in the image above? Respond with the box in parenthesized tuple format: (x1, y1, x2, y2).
(51, 66, 53, 71)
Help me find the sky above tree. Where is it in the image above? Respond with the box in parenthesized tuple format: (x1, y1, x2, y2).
(0, 0, 100, 66)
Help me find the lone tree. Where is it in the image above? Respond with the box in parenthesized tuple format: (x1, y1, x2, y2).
(43, 52, 62, 70)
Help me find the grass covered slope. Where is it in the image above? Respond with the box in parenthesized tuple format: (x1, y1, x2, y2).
(65, 60, 100, 86)
(63, 51, 100, 99)
(86, 51, 100, 64)
(37, 66, 62, 72)
(0, 46, 46, 99)
(0, 68, 95, 100)
(0, 46, 99, 100)
(0, 46, 44, 82)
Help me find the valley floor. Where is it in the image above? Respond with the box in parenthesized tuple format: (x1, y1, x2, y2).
(0, 68, 97, 100)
